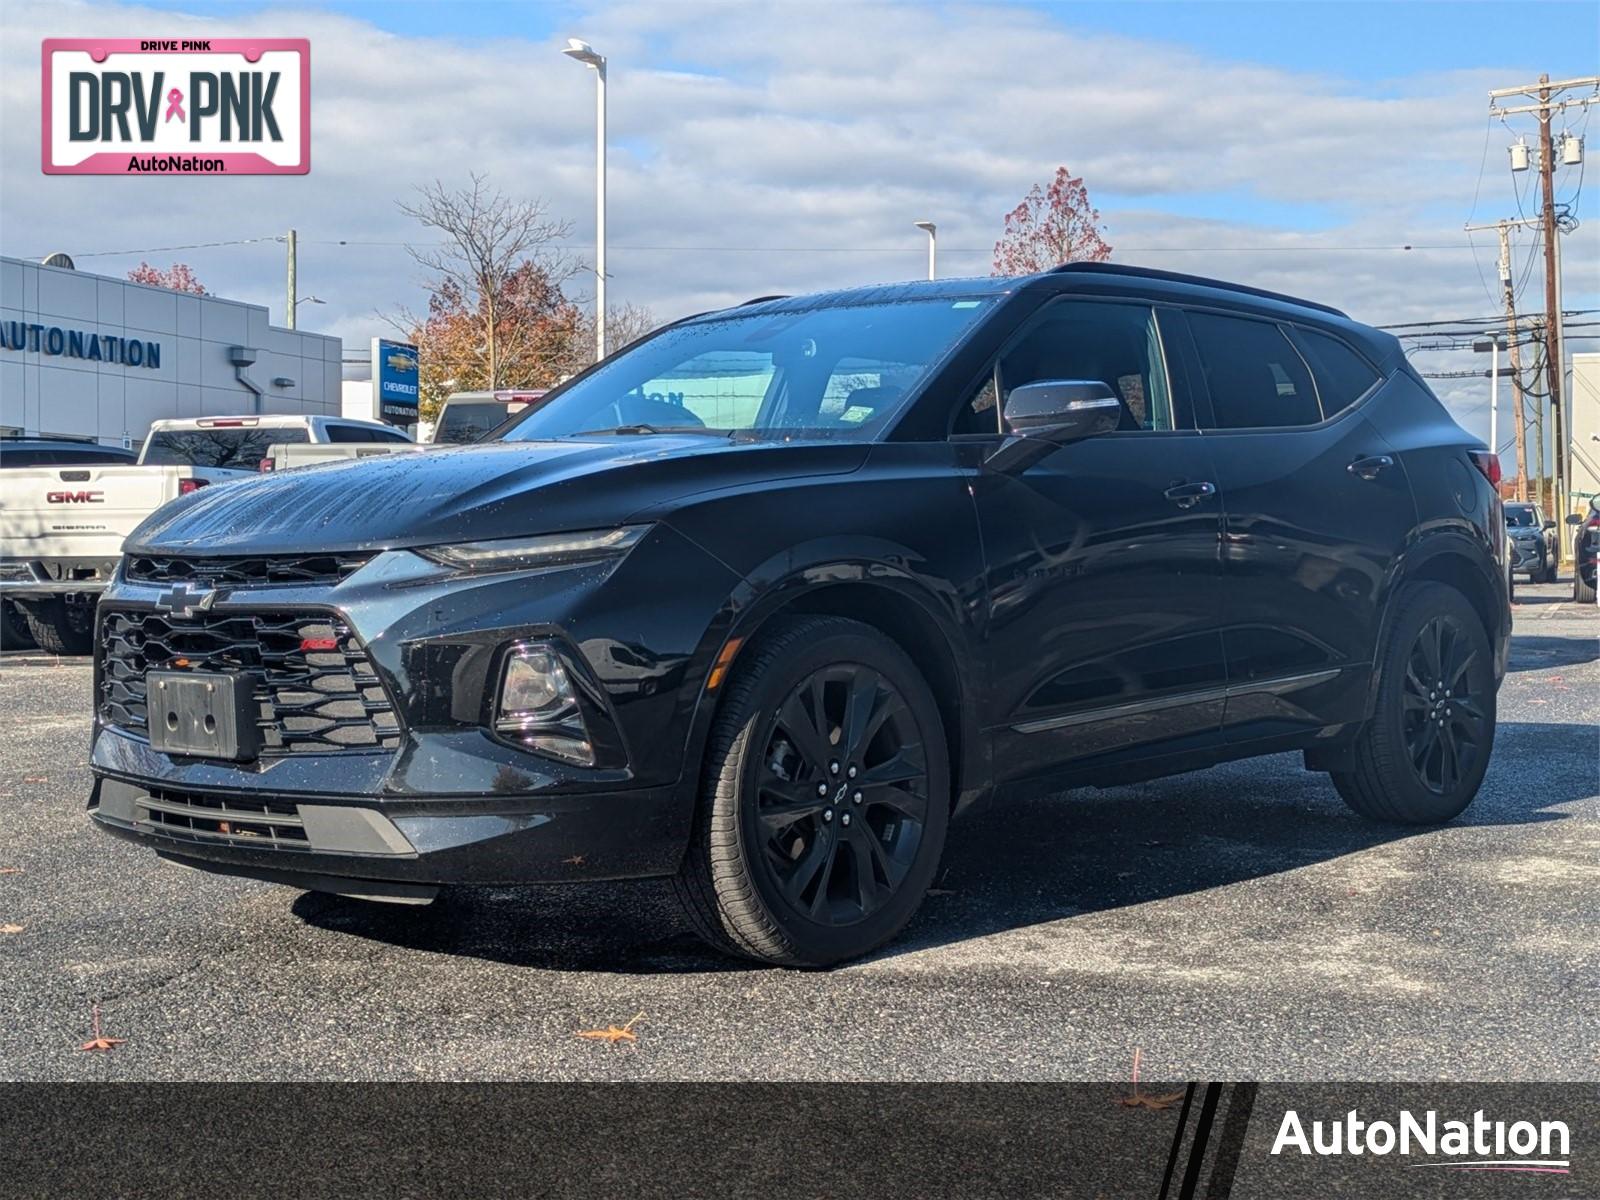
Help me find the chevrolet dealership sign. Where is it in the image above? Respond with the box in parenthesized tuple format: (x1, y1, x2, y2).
(42, 38, 310, 175)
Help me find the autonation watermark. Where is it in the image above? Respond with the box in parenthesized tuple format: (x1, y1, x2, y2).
(1272, 1107, 1571, 1174)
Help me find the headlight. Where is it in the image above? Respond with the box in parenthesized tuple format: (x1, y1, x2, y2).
(494, 643, 594, 766)
(417, 525, 649, 573)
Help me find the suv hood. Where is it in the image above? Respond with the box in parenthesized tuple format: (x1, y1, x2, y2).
(125, 436, 869, 555)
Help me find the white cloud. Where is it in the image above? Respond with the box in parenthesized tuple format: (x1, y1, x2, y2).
(2, 0, 1593, 448)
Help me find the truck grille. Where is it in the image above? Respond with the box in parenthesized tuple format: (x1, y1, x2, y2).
(124, 552, 374, 587)
(99, 609, 401, 754)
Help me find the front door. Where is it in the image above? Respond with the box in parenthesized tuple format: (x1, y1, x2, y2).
(966, 298, 1229, 785)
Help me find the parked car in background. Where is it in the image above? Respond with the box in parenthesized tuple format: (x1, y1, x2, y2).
(1504, 501, 1559, 583)
(1, 437, 139, 649)
(0, 415, 409, 654)
(89, 264, 1510, 966)
(1571, 499, 1599, 603)
(432, 389, 549, 444)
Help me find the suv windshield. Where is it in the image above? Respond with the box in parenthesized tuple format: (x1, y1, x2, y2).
(1504, 505, 1536, 528)
(142, 428, 308, 470)
(500, 297, 994, 443)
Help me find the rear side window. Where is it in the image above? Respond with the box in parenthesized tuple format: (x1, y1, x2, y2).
(326, 424, 405, 443)
(1294, 328, 1381, 416)
(1187, 311, 1320, 429)
(142, 428, 309, 470)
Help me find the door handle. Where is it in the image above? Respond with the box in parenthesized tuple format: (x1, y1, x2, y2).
(1163, 480, 1217, 508)
(1348, 454, 1394, 481)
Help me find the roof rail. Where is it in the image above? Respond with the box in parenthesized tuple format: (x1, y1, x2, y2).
(739, 294, 790, 307)
(1047, 261, 1347, 318)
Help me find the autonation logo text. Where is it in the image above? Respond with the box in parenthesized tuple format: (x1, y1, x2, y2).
(1272, 1108, 1571, 1174)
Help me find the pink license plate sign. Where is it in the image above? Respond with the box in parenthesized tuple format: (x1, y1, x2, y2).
(42, 38, 310, 175)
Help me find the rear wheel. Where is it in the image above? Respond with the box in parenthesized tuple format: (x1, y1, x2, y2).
(675, 616, 950, 967)
(0, 600, 34, 651)
(13, 597, 93, 656)
(1333, 583, 1494, 824)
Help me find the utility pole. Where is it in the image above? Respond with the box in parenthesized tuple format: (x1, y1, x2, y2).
(1467, 219, 1531, 499)
(286, 228, 298, 330)
(1489, 74, 1598, 534)
(1537, 76, 1561, 522)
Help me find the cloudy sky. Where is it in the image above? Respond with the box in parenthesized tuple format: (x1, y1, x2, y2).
(3, 0, 1596, 453)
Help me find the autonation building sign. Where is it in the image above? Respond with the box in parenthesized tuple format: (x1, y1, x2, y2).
(0, 320, 161, 367)
(0, 255, 341, 446)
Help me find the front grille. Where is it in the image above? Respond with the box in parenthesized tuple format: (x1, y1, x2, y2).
(99, 608, 401, 754)
(137, 788, 309, 851)
(124, 552, 374, 587)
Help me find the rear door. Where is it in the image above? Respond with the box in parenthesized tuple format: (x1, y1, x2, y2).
(970, 297, 1230, 783)
(1177, 309, 1412, 738)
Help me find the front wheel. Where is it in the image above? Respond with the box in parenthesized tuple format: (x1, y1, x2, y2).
(1333, 582, 1495, 824)
(1577, 568, 1597, 604)
(675, 616, 950, 967)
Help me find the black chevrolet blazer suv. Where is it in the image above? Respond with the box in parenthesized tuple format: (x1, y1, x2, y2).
(90, 263, 1511, 966)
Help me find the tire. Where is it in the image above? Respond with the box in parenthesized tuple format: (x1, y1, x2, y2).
(1540, 551, 1557, 584)
(1332, 582, 1495, 825)
(674, 615, 951, 967)
(1577, 569, 1597, 604)
(0, 600, 34, 651)
(13, 597, 94, 656)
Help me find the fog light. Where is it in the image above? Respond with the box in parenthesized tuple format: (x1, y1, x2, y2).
(494, 645, 594, 766)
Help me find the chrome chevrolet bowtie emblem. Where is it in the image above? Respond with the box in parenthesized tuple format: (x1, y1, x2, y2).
(152, 582, 216, 619)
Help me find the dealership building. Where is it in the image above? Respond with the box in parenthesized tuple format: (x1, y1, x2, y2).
(0, 254, 341, 447)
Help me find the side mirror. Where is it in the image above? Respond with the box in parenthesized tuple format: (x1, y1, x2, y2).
(1566, 514, 1584, 526)
(1543, 519, 1558, 530)
(985, 380, 1122, 472)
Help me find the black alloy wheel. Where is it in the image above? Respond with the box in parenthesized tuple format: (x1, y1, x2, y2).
(1399, 612, 1488, 796)
(756, 663, 930, 927)
(1332, 582, 1495, 824)
(675, 615, 950, 967)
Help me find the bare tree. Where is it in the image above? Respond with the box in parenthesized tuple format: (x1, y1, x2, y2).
(396, 173, 579, 389)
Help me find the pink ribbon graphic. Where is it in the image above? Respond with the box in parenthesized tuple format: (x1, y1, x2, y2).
(164, 88, 185, 123)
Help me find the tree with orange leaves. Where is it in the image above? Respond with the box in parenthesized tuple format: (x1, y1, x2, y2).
(992, 167, 1112, 276)
(127, 261, 207, 294)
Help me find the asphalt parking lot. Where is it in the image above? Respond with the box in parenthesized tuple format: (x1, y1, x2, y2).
(1, 580, 1594, 1082)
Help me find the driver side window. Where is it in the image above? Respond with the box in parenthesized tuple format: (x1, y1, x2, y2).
(952, 300, 1176, 435)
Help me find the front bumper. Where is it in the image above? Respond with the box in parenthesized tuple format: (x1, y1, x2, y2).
(88, 533, 739, 892)
(89, 771, 688, 893)
(1507, 538, 1544, 573)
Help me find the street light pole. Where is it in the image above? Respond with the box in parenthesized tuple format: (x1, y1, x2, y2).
(564, 39, 607, 363)
(914, 221, 936, 280)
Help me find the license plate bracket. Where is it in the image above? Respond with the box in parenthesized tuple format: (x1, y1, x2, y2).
(147, 671, 260, 761)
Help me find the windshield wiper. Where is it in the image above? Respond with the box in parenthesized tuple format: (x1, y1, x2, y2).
(569, 424, 731, 437)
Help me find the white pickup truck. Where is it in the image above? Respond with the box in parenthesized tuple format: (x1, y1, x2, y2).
(0, 414, 411, 653)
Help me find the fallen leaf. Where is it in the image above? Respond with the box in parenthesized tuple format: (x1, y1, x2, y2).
(577, 1012, 644, 1045)
(0, 924, 22, 935)
(22, 777, 47, 784)
(78, 1003, 125, 1053)
(926, 887, 956, 897)
(0, 867, 22, 875)
(561, 854, 586, 866)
